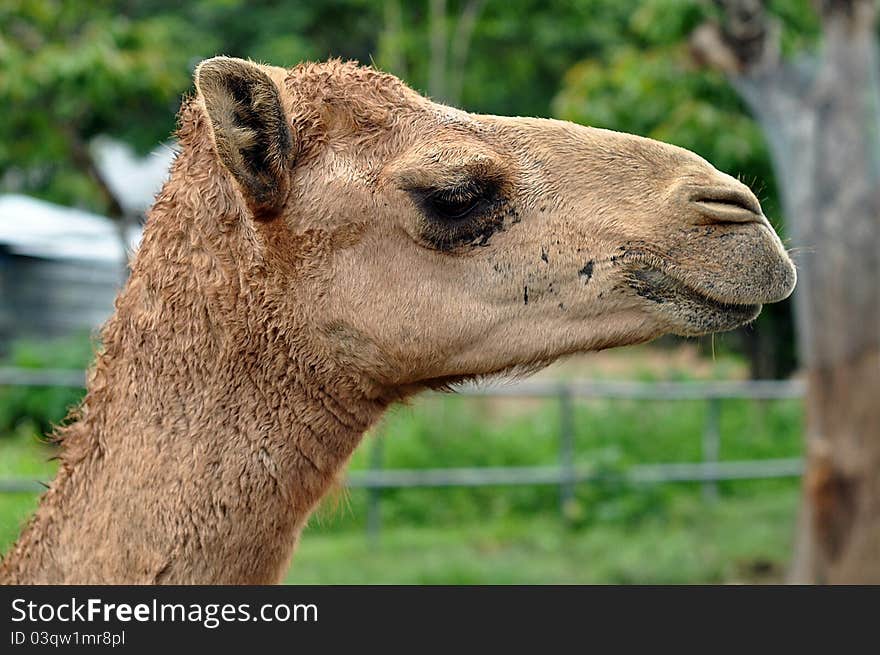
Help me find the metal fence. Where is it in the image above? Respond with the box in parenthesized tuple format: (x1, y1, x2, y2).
(0, 368, 806, 537)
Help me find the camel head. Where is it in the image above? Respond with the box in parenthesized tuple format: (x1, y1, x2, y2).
(193, 57, 796, 390)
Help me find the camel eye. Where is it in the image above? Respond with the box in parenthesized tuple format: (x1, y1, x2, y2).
(424, 182, 495, 221)
(426, 188, 481, 220)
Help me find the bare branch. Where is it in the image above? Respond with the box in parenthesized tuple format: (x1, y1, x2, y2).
(815, 0, 875, 25)
(690, 0, 780, 74)
(66, 128, 125, 220)
(716, 0, 773, 69)
(65, 128, 134, 269)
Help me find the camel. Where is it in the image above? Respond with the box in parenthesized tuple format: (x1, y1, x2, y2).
(0, 58, 795, 584)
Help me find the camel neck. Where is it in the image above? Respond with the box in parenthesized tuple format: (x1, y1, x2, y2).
(1, 329, 386, 583)
(0, 332, 386, 584)
(0, 201, 389, 584)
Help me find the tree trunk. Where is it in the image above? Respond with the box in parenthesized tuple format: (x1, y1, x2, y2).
(428, 0, 448, 100)
(693, 0, 880, 582)
(379, 0, 407, 78)
(426, 0, 485, 106)
(447, 0, 486, 105)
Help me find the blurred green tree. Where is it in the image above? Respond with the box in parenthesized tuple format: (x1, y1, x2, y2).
(0, 0, 765, 214)
(0, 0, 193, 214)
(1, 0, 741, 211)
(0, 0, 385, 214)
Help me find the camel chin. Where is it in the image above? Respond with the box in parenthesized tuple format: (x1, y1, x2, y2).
(623, 217, 796, 337)
(635, 267, 764, 336)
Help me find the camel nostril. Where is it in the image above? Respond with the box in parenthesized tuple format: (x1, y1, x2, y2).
(688, 186, 763, 224)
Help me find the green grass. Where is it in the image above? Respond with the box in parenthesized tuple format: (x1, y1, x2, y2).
(0, 481, 798, 584)
(0, 428, 58, 554)
(288, 491, 798, 584)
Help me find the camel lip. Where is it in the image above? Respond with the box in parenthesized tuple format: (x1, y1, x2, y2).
(617, 243, 786, 307)
(629, 266, 761, 319)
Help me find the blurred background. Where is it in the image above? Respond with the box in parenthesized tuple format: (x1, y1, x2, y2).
(1, 0, 877, 583)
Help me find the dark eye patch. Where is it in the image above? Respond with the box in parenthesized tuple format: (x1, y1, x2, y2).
(409, 178, 509, 251)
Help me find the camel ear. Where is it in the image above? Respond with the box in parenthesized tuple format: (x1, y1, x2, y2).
(195, 57, 295, 218)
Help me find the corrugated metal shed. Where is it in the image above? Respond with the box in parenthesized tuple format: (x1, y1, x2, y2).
(0, 195, 142, 344)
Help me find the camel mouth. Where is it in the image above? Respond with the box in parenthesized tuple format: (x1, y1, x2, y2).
(629, 267, 762, 334)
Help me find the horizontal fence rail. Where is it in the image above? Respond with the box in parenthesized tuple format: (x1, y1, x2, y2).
(0, 479, 44, 493)
(0, 367, 86, 388)
(0, 366, 807, 539)
(0, 458, 806, 495)
(345, 458, 805, 488)
(455, 378, 806, 399)
(0, 368, 806, 398)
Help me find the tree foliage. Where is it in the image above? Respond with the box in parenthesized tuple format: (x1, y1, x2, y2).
(2, 0, 822, 216)
(0, 1, 193, 209)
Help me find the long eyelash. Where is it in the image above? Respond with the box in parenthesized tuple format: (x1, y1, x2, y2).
(426, 181, 487, 203)
(434, 188, 474, 203)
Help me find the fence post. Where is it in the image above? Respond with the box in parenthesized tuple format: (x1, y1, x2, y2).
(702, 397, 721, 502)
(366, 435, 384, 544)
(558, 384, 576, 520)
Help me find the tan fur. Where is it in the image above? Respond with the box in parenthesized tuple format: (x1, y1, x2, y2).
(0, 59, 795, 584)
